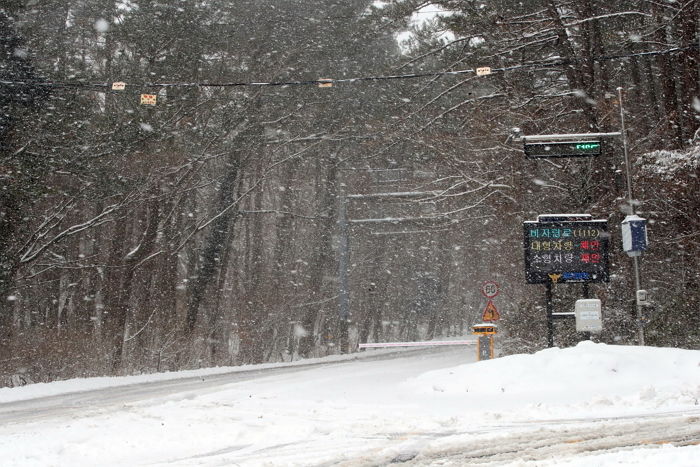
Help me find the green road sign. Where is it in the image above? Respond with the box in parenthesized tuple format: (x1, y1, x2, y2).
(524, 141, 601, 158)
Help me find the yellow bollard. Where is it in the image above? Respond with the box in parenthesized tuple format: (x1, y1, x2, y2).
(472, 324, 497, 361)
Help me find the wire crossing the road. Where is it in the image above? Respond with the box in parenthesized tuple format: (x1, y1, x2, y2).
(1, 44, 696, 94)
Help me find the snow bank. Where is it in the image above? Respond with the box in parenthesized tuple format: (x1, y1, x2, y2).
(405, 341, 700, 418)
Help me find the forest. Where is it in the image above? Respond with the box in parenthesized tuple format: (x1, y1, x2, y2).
(0, 0, 698, 386)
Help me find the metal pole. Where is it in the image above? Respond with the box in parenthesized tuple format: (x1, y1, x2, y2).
(582, 283, 592, 341)
(546, 282, 554, 347)
(632, 255, 644, 345)
(618, 87, 635, 213)
(521, 132, 621, 141)
(617, 87, 645, 346)
(338, 195, 350, 352)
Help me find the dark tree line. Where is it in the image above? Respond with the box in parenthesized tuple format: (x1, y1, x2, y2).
(0, 0, 697, 386)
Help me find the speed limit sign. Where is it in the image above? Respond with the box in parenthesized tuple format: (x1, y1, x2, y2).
(481, 281, 499, 299)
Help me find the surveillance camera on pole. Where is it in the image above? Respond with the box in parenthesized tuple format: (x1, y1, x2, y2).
(621, 214, 648, 257)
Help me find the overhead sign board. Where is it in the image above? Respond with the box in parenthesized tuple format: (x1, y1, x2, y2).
(523, 219, 610, 284)
(524, 141, 601, 158)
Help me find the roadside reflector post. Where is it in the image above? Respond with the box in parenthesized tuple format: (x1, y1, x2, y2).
(472, 324, 497, 360)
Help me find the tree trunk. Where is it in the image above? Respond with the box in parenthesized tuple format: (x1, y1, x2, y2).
(298, 160, 337, 357)
(185, 155, 241, 336)
(677, 0, 700, 142)
(103, 192, 162, 372)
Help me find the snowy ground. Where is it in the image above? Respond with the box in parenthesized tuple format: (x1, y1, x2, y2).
(1, 341, 699, 466)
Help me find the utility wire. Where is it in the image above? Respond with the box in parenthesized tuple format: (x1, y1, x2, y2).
(0, 44, 696, 92)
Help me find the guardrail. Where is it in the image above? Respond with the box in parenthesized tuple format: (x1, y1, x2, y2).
(358, 340, 476, 349)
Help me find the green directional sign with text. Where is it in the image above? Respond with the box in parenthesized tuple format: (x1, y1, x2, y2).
(524, 141, 602, 158)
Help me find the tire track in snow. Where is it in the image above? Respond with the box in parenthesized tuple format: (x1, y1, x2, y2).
(393, 414, 700, 466)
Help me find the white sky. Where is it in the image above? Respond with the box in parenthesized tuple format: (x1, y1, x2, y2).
(370, 1, 457, 54)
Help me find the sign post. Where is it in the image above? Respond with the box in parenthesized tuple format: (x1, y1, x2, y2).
(618, 87, 646, 345)
(478, 281, 500, 355)
(523, 214, 610, 347)
(518, 125, 647, 345)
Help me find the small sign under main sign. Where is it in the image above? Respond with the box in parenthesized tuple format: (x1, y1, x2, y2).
(574, 299, 603, 333)
(476, 67, 492, 76)
(112, 82, 126, 91)
(636, 289, 649, 306)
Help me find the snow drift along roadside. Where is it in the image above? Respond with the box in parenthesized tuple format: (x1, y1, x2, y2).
(405, 341, 700, 418)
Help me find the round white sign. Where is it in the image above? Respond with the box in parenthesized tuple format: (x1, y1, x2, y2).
(481, 281, 499, 299)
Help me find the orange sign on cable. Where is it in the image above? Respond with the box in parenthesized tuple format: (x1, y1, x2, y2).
(140, 94, 157, 105)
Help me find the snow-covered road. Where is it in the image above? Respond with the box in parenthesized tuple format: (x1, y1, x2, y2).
(1, 342, 699, 466)
(0, 354, 411, 424)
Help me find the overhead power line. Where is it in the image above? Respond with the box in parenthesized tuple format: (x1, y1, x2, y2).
(0, 44, 696, 93)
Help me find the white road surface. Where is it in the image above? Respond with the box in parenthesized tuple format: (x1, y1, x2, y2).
(1, 342, 699, 466)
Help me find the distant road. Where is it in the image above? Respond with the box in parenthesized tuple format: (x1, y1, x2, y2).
(0, 344, 472, 425)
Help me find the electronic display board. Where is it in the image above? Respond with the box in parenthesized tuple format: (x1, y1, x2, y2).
(523, 220, 609, 284)
(524, 141, 601, 158)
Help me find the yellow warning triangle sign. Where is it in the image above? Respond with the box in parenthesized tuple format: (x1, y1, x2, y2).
(482, 300, 500, 322)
